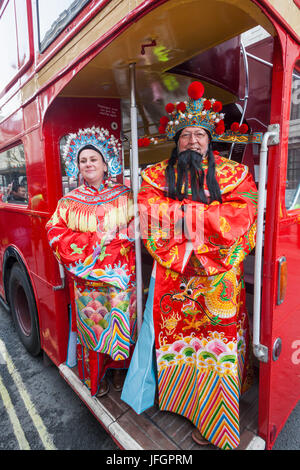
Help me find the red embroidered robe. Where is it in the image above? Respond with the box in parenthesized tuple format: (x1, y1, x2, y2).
(46, 181, 136, 395)
(137, 153, 257, 449)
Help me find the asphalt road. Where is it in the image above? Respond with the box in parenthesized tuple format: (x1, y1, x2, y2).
(0, 301, 299, 451)
(0, 301, 118, 451)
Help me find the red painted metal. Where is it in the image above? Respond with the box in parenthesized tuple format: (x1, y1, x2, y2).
(256, 19, 300, 446)
(254, 0, 300, 43)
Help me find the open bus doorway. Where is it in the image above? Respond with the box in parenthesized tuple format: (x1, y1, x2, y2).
(120, 24, 273, 315)
(52, 20, 275, 449)
(1, 0, 299, 451)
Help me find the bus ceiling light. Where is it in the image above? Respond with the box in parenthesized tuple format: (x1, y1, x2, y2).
(277, 256, 287, 305)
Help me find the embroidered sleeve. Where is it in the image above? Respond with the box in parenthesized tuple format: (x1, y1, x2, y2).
(184, 172, 258, 274)
(46, 194, 135, 289)
(138, 180, 189, 273)
(139, 172, 257, 276)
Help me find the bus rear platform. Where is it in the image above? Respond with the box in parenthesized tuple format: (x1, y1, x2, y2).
(59, 363, 264, 450)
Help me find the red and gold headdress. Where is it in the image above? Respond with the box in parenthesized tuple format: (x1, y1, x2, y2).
(138, 81, 262, 147)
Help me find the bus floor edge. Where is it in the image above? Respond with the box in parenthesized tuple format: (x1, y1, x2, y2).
(58, 363, 265, 451)
(58, 363, 143, 450)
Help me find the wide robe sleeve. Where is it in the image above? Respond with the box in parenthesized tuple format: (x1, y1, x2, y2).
(184, 172, 258, 274)
(46, 192, 135, 289)
(138, 171, 257, 276)
(138, 180, 188, 273)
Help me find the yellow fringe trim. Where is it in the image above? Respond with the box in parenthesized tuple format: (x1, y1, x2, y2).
(59, 195, 134, 233)
(103, 196, 134, 232)
(57, 199, 98, 232)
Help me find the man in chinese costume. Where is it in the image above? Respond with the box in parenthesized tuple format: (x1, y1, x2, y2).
(122, 82, 259, 449)
(46, 127, 136, 397)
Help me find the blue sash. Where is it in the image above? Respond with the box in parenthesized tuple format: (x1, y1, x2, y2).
(121, 274, 156, 413)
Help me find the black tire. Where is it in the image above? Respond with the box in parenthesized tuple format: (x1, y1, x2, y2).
(8, 263, 41, 356)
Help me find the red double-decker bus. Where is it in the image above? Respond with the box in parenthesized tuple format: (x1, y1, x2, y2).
(0, 0, 299, 450)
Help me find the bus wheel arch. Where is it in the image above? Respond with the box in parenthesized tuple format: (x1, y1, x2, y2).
(4, 250, 41, 357)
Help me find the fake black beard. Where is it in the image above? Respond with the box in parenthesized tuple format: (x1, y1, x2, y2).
(175, 150, 208, 203)
(166, 145, 222, 204)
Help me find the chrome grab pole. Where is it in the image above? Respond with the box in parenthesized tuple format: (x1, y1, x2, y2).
(253, 124, 279, 362)
(129, 62, 143, 334)
(239, 40, 249, 127)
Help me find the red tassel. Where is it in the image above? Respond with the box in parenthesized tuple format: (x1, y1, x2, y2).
(213, 101, 223, 112)
(239, 123, 248, 133)
(165, 103, 175, 113)
(188, 81, 205, 100)
(215, 122, 225, 135)
(203, 100, 212, 110)
(160, 116, 169, 126)
(230, 122, 240, 132)
(176, 101, 186, 112)
(138, 137, 151, 147)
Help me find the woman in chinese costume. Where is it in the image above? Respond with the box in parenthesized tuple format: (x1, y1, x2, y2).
(46, 127, 136, 397)
(122, 82, 259, 449)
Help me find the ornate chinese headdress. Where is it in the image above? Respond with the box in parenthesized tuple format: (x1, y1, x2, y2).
(138, 81, 262, 147)
(62, 126, 122, 178)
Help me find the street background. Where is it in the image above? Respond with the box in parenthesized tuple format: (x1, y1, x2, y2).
(0, 302, 299, 450)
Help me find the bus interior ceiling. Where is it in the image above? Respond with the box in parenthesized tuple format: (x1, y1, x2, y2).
(57, 0, 276, 165)
(54, 0, 277, 448)
(56, 2, 275, 282)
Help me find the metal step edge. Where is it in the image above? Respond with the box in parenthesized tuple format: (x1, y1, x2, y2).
(58, 363, 143, 450)
(245, 435, 266, 450)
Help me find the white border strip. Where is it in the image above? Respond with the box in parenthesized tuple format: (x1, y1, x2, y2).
(0, 339, 56, 450)
(245, 435, 266, 450)
(0, 375, 30, 450)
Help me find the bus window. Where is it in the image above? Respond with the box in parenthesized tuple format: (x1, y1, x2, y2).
(0, 144, 28, 205)
(0, 0, 18, 92)
(286, 60, 300, 210)
(37, 0, 90, 52)
(59, 136, 79, 195)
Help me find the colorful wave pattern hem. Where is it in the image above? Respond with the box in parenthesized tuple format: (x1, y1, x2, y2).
(157, 332, 246, 450)
(74, 282, 136, 361)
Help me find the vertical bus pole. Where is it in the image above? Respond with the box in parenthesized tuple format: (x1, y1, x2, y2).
(129, 62, 143, 334)
(253, 124, 279, 363)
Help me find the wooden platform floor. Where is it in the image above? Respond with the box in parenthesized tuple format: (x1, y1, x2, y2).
(60, 364, 260, 450)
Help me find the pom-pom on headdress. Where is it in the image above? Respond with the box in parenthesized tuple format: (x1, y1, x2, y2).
(138, 81, 262, 147)
(62, 126, 122, 178)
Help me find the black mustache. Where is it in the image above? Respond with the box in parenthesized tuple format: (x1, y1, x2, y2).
(165, 142, 222, 204)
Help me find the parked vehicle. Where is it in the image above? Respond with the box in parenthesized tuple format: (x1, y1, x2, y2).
(0, 0, 299, 450)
